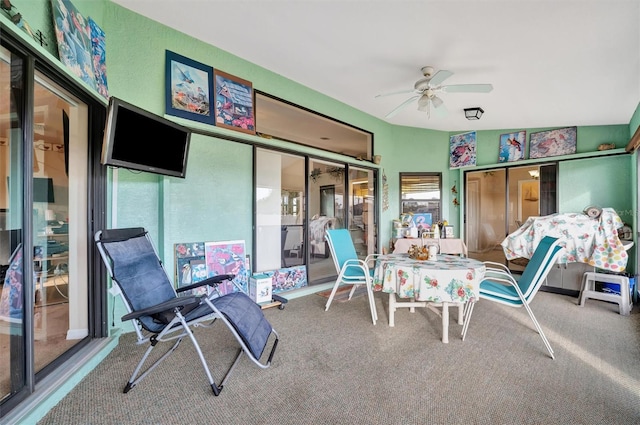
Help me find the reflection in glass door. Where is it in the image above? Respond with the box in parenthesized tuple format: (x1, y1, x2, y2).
(0, 45, 26, 403)
(308, 160, 345, 283)
(32, 74, 89, 375)
(466, 164, 556, 270)
(348, 167, 376, 258)
(465, 169, 506, 262)
(255, 149, 306, 274)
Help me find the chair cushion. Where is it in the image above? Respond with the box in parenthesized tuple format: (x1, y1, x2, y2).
(479, 280, 524, 306)
(212, 292, 273, 360)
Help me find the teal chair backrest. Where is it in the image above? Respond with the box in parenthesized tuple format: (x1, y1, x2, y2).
(325, 229, 358, 272)
(517, 236, 563, 299)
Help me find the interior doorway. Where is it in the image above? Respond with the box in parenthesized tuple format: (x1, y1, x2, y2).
(465, 164, 557, 269)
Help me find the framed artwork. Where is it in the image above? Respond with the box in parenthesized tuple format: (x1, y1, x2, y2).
(444, 225, 454, 238)
(204, 240, 249, 294)
(214, 69, 256, 134)
(529, 126, 577, 159)
(449, 131, 477, 169)
(498, 130, 526, 163)
(51, 0, 96, 90)
(165, 50, 215, 124)
(260, 265, 308, 294)
(88, 17, 109, 99)
(174, 242, 207, 295)
(411, 213, 433, 227)
(400, 213, 413, 225)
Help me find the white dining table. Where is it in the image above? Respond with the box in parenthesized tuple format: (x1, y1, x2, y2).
(372, 254, 485, 343)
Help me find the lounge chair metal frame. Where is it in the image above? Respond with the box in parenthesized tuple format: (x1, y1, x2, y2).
(95, 227, 278, 396)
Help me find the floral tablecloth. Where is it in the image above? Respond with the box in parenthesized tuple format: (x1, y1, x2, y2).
(372, 254, 484, 303)
(501, 208, 628, 272)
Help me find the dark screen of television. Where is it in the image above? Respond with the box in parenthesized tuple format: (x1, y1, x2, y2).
(111, 107, 188, 174)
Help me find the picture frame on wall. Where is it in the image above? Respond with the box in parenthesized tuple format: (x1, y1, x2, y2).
(165, 50, 215, 125)
(498, 130, 526, 163)
(88, 17, 109, 99)
(213, 69, 256, 134)
(449, 131, 477, 169)
(51, 0, 96, 90)
(529, 126, 577, 159)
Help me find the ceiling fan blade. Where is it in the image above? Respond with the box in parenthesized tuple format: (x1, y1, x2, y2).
(434, 102, 448, 118)
(417, 94, 431, 110)
(431, 95, 444, 109)
(429, 70, 454, 86)
(441, 83, 493, 93)
(385, 95, 420, 118)
(375, 89, 415, 98)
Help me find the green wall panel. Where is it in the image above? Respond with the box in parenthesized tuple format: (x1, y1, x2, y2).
(559, 155, 633, 221)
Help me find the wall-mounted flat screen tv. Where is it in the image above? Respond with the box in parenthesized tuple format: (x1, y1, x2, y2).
(101, 97, 191, 178)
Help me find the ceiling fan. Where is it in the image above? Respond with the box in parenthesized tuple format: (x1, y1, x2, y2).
(375, 66, 493, 119)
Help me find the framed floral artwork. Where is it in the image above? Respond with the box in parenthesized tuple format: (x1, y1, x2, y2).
(214, 69, 255, 134)
(498, 130, 526, 163)
(529, 126, 577, 159)
(449, 131, 477, 169)
(204, 240, 249, 294)
(165, 50, 215, 124)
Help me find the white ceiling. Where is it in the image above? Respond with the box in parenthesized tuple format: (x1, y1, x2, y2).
(113, 0, 640, 133)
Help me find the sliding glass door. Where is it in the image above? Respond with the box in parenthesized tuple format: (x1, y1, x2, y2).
(0, 44, 26, 404)
(255, 149, 306, 273)
(465, 164, 556, 269)
(32, 73, 89, 374)
(255, 149, 377, 287)
(1, 43, 94, 414)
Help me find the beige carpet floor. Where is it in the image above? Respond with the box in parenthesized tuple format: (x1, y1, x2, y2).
(38, 290, 640, 424)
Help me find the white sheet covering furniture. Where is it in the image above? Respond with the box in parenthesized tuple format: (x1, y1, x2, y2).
(501, 208, 629, 272)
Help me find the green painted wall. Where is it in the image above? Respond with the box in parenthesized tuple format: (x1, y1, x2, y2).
(559, 155, 633, 218)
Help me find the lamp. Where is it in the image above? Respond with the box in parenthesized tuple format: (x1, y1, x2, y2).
(528, 170, 540, 179)
(464, 107, 484, 120)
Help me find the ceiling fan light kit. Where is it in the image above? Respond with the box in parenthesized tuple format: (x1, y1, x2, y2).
(464, 107, 484, 120)
(376, 66, 493, 120)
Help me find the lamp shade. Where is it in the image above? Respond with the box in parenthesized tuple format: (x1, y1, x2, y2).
(464, 107, 484, 120)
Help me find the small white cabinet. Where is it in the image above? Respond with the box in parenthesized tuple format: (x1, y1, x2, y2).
(545, 262, 592, 292)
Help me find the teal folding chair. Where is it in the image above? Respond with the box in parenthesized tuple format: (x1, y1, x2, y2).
(465, 236, 563, 359)
(324, 229, 379, 325)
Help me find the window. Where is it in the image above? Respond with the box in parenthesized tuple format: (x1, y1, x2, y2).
(255, 92, 373, 161)
(400, 173, 442, 222)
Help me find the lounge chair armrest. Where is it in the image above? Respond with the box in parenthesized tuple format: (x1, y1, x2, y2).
(176, 274, 235, 293)
(122, 296, 200, 321)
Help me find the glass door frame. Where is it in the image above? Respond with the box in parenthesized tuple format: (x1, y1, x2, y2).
(253, 146, 378, 288)
(0, 30, 107, 417)
(464, 163, 557, 271)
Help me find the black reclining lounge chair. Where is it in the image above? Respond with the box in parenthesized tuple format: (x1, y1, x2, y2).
(95, 227, 279, 395)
